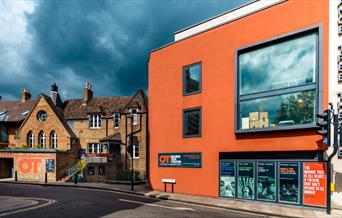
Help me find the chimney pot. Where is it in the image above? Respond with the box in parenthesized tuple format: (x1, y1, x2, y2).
(22, 88, 31, 102)
(83, 82, 93, 104)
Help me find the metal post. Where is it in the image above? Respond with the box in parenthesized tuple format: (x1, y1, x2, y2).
(15, 171, 17, 181)
(45, 172, 47, 183)
(326, 113, 339, 214)
(75, 173, 78, 185)
(131, 116, 134, 191)
(164, 182, 166, 192)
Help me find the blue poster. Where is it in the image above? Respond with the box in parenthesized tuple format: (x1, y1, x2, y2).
(220, 161, 235, 197)
(158, 153, 201, 168)
(46, 159, 55, 173)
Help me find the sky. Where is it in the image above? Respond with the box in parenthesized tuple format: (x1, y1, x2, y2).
(0, 0, 250, 100)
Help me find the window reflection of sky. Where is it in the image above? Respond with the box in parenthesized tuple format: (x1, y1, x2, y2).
(189, 65, 200, 81)
(239, 33, 317, 95)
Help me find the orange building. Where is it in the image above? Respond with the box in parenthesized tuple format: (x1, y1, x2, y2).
(149, 0, 337, 208)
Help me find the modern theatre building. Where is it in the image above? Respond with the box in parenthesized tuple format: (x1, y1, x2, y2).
(149, 0, 342, 208)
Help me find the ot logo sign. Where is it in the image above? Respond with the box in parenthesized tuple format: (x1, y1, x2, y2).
(159, 155, 171, 163)
(18, 158, 41, 174)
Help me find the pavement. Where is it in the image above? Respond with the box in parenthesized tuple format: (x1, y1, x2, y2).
(1, 179, 342, 218)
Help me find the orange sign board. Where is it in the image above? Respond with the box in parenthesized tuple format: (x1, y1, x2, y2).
(18, 158, 42, 174)
(303, 162, 327, 207)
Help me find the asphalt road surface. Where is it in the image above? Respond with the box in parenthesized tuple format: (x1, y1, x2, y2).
(0, 183, 269, 218)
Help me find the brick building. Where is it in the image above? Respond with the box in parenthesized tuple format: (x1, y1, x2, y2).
(0, 83, 148, 182)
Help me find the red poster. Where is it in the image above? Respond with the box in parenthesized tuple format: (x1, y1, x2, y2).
(303, 162, 327, 207)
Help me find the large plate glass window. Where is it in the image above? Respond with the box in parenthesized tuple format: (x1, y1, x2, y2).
(237, 30, 319, 131)
(237, 162, 255, 199)
(257, 162, 276, 201)
(220, 161, 236, 198)
(278, 162, 300, 204)
(183, 108, 201, 137)
(183, 63, 201, 95)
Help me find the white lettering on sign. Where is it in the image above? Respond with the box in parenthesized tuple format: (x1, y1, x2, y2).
(162, 178, 176, 183)
(170, 155, 181, 164)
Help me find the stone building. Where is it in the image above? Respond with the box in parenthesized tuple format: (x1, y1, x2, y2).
(0, 83, 148, 183)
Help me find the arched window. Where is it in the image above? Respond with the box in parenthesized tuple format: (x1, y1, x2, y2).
(27, 131, 34, 149)
(38, 131, 45, 148)
(50, 131, 57, 149)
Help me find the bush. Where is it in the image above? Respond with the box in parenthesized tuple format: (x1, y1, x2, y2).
(21, 144, 28, 149)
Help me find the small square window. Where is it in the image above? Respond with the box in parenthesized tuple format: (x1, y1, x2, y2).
(183, 108, 201, 137)
(183, 63, 201, 95)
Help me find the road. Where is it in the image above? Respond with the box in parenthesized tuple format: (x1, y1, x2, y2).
(0, 183, 268, 218)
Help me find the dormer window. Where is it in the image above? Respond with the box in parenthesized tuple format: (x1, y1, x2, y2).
(89, 114, 101, 129)
(113, 113, 120, 129)
(130, 109, 138, 126)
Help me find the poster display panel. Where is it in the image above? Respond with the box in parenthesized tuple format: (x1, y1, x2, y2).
(220, 161, 235, 197)
(237, 162, 255, 199)
(257, 162, 276, 201)
(303, 162, 327, 207)
(279, 162, 299, 204)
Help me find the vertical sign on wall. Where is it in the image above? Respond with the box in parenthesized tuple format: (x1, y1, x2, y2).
(220, 161, 235, 197)
(237, 162, 255, 199)
(303, 162, 327, 207)
(257, 162, 276, 201)
(279, 162, 299, 204)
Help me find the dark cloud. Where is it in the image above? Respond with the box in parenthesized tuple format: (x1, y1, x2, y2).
(0, 0, 250, 100)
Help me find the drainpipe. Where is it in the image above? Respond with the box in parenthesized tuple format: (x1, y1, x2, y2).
(326, 112, 339, 214)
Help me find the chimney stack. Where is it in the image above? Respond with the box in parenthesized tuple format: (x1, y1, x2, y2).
(83, 83, 93, 104)
(50, 82, 63, 107)
(22, 89, 31, 102)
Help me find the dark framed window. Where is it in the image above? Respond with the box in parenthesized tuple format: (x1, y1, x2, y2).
(183, 63, 201, 95)
(87, 165, 95, 175)
(99, 165, 106, 176)
(183, 108, 201, 137)
(236, 26, 321, 132)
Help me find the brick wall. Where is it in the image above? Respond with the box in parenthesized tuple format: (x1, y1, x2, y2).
(16, 97, 72, 151)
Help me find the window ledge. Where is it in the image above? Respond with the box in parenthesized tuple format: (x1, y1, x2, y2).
(235, 123, 318, 134)
(89, 127, 101, 130)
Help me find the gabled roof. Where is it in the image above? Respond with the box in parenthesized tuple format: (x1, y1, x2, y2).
(64, 89, 148, 119)
(0, 100, 35, 122)
(16, 94, 77, 139)
(64, 96, 131, 119)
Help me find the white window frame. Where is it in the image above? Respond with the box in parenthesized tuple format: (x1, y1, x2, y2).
(51, 131, 58, 149)
(130, 109, 138, 126)
(89, 114, 101, 129)
(133, 144, 139, 159)
(87, 143, 102, 154)
(39, 132, 46, 148)
(113, 113, 120, 129)
(28, 132, 34, 149)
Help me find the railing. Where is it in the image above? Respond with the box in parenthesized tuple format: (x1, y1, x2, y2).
(66, 162, 78, 176)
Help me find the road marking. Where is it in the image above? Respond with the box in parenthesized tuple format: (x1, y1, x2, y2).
(77, 188, 267, 217)
(118, 199, 198, 212)
(0, 198, 56, 217)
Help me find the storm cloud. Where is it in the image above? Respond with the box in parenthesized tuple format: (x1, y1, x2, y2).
(0, 0, 250, 100)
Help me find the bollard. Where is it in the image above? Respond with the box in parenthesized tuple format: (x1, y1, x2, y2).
(15, 171, 17, 182)
(45, 172, 47, 183)
(74, 173, 78, 184)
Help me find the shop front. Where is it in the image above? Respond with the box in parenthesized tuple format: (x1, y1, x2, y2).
(219, 151, 327, 208)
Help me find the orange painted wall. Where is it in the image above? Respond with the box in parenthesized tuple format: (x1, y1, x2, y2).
(149, 0, 330, 197)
